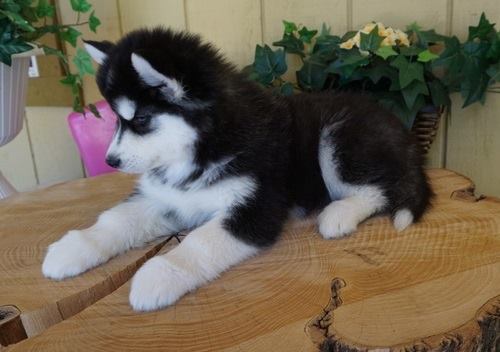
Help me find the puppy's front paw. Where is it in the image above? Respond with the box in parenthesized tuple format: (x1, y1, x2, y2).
(129, 256, 194, 311)
(318, 202, 358, 239)
(42, 230, 105, 280)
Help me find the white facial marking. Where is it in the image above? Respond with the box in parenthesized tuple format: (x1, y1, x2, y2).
(114, 97, 136, 121)
(106, 112, 198, 174)
(84, 42, 107, 65)
(131, 53, 185, 101)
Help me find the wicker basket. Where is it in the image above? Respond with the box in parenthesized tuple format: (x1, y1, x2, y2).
(412, 106, 445, 154)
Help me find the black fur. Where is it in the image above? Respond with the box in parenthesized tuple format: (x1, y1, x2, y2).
(91, 27, 432, 247)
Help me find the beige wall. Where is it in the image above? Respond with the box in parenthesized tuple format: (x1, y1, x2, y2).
(1, 0, 499, 196)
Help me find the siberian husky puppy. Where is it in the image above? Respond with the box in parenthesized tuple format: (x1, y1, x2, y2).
(42, 28, 432, 311)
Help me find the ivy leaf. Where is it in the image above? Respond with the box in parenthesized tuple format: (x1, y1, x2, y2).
(417, 49, 439, 62)
(282, 20, 297, 35)
(36, 0, 55, 18)
(0, 10, 35, 32)
(486, 33, 500, 61)
(73, 48, 95, 76)
(406, 21, 422, 32)
(415, 29, 446, 47)
(88, 10, 100, 33)
(60, 27, 81, 47)
(432, 36, 464, 87)
(401, 80, 428, 110)
(428, 80, 451, 108)
(467, 12, 495, 41)
(273, 34, 305, 57)
(341, 30, 357, 42)
(486, 62, 500, 83)
(70, 0, 92, 13)
(60, 73, 79, 86)
(280, 82, 294, 96)
(297, 57, 327, 91)
(365, 63, 398, 85)
(0, 39, 32, 65)
(252, 45, 287, 85)
(298, 26, 318, 43)
(400, 46, 424, 57)
(359, 25, 383, 52)
(375, 46, 397, 60)
(327, 49, 370, 79)
(391, 55, 425, 89)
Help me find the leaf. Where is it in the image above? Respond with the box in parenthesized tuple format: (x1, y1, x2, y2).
(60, 27, 81, 47)
(341, 30, 357, 42)
(279, 82, 294, 96)
(297, 58, 327, 91)
(401, 80, 428, 110)
(282, 20, 297, 35)
(88, 103, 101, 118)
(406, 21, 422, 32)
(73, 48, 95, 76)
(273, 34, 305, 57)
(70, 0, 92, 13)
(486, 62, 500, 83)
(0, 39, 32, 65)
(36, 0, 55, 18)
(60, 73, 78, 85)
(326, 49, 370, 79)
(428, 80, 451, 107)
(417, 49, 439, 62)
(88, 10, 100, 33)
(0, 9, 35, 32)
(399, 46, 424, 57)
(486, 33, 500, 60)
(390, 55, 425, 89)
(467, 12, 495, 41)
(42, 45, 67, 63)
(431, 36, 465, 87)
(460, 73, 489, 107)
(359, 25, 384, 52)
(375, 46, 397, 60)
(298, 26, 318, 43)
(415, 29, 447, 47)
(319, 23, 331, 37)
(365, 63, 397, 85)
(252, 45, 287, 85)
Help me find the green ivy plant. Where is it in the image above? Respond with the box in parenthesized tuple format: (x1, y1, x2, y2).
(0, 0, 101, 114)
(246, 14, 500, 128)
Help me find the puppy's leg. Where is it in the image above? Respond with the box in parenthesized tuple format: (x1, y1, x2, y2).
(43, 195, 178, 280)
(317, 186, 386, 239)
(129, 216, 258, 311)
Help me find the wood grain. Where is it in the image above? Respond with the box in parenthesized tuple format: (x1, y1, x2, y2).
(0, 173, 170, 344)
(5, 169, 500, 351)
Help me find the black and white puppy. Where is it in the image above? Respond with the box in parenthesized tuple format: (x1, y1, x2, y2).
(42, 28, 432, 311)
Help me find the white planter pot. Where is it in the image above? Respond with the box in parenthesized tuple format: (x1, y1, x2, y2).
(0, 48, 43, 199)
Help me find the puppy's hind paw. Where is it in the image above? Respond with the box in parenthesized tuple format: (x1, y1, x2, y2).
(317, 202, 358, 239)
(42, 230, 105, 280)
(129, 256, 195, 311)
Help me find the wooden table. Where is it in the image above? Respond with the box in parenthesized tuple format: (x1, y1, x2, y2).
(1, 169, 499, 351)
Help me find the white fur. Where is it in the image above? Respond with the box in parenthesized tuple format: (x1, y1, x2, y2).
(129, 217, 258, 311)
(131, 53, 185, 101)
(393, 208, 413, 231)
(84, 42, 107, 65)
(140, 174, 256, 229)
(114, 96, 136, 121)
(318, 127, 387, 238)
(42, 197, 179, 280)
(107, 112, 198, 174)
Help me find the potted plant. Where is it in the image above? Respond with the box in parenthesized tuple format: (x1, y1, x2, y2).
(0, 0, 101, 197)
(245, 14, 500, 153)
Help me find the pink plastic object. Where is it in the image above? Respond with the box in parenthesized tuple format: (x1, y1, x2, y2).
(67, 100, 118, 177)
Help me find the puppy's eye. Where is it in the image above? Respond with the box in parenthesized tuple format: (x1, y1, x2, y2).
(134, 115, 148, 124)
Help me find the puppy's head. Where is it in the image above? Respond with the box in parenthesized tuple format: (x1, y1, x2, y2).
(84, 28, 230, 174)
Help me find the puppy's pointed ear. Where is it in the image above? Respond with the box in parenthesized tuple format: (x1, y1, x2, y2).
(83, 40, 114, 65)
(131, 53, 185, 102)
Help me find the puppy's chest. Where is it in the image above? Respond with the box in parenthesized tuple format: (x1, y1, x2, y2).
(138, 174, 256, 227)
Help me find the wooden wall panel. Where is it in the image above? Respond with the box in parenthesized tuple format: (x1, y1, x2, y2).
(0, 121, 37, 191)
(25, 107, 84, 187)
(186, 0, 261, 68)
(352, 0, 448, 32)
(119, 0, 186, 33)
(57, 0, 122, 104)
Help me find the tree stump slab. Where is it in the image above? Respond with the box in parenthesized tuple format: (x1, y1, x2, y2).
(3, 169, 500, 351)
(0, 173, 169, 344)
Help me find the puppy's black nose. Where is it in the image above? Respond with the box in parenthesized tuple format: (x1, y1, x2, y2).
(105, 155, 121, 168)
